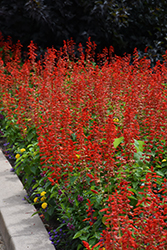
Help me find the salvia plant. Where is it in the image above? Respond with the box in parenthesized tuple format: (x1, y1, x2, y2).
(0, 32, 167, 249)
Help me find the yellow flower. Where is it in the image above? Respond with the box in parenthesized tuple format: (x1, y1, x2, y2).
(15, 154, 20, 159)
(20, 148, 26, 153)
(41, 202, 47, 209)
(113, 117, 119, 123)
(40, 191, 46, 196)
(41, 196, 46, 202)
(76, 154, 81, 159)
(23, 128, 27, 134)
(34, 197, 38, 203)
(162, 159, 166, 162)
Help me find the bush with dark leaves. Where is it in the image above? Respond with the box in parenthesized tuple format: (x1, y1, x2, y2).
(0, 0, 167, 64)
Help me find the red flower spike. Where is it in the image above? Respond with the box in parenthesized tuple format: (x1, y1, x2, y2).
(86, 173, 94, 179)
(90, 189, 99, 194)
(82, 241, 91, 250)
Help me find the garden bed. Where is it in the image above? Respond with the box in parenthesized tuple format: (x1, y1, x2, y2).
(0, 33, 167, 250)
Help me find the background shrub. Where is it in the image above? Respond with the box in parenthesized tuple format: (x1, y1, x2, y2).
(0, 0, 167, 64)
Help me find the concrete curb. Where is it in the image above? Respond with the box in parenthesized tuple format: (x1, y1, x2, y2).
(0, 150, 55, 250)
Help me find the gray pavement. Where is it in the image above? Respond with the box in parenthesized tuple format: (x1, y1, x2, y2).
(0, 150, 55, 250)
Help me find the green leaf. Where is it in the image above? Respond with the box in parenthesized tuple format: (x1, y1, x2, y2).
(156, 170, 164, 177)
(37, 187, 44, 193)
(155, 164, 162, 169)
(73, 231, 82, 239)
(0, 46, 4, 52)
(134, 152, 144, 166)
(102, 216, 109, 226)
(79, 236, 88, 241)
(73, 226, 90, 239)
(71, 133, 77, 141)
(45, 181, 51, 189)
(70, 175, 78, 185)
(77, 244, 83, 250)
(128, 188, 138, 195)
(30, 165, 38, 175)
(129, 196, 138, 206)
(47, 207, 55, 216)
(31, 211, 39, 217)
(134, 139, 145, 152)
(26, 133, 36, 142)
(75, 199, 79, 207)
(24, 165, 31, 175)
(128, 195, 138, 201)
(89, 238, 97, 247)
(32, 183, 39, 190)
(27, 175, 34, 186)
(132, 181, 139, 189)
(15, 165, 23, 175)
(113, 136, 124, 148)
(94, 232, 101, 239)
(50, 185, 57, 193)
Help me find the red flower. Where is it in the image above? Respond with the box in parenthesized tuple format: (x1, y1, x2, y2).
(90, 189, 99, 194)
(82, 241, 91, 250)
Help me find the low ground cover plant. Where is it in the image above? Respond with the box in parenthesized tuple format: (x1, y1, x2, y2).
(0, 33, 167, 249)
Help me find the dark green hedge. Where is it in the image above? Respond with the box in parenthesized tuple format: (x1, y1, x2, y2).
(0, 0, 167, 63)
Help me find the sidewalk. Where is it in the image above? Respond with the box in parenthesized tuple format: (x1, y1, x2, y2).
(0, 150, 55, 250)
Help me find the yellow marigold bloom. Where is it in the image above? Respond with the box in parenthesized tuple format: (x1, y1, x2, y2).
(162, 159, 166, 162)
(20, 148, 26, 153)
(113, 117, 119, 123)
(41, 196, 46, 202)
(76, 154, 81, 159)
(40, 191, 46, 196)
(41, 202, 47, 209)
(34, 197, 38, 203)
(15, 154, 20, 159)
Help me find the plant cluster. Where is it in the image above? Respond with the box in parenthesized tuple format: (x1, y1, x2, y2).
(0, 33, 167, 249)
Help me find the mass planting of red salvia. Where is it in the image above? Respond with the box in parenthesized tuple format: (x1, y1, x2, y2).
(98, 175, 167, 249)
(0, 32, 167, 249)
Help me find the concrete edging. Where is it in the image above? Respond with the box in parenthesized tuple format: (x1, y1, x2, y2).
(0, 150, 55, 250)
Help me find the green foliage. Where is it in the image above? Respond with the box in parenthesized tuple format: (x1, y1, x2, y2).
(3, 119, 23, 146)
(113, 136, 124, 149)
(0, 114, 41, 190)
(14, 141, 41, 188)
